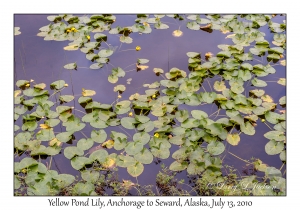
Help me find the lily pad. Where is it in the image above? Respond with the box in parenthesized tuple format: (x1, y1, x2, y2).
(134, 148, 153, 164)
(169, 161, 188, 171)
(207, 141, 225, 155)
(64, 63, 77, 70)
(226, 133, 240, 146)
(64, 146, 84, 159)
(265, 140, 284, 155)
(127, 162, 144, 177)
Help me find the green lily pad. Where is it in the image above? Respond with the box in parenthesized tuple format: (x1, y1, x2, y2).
(121, 117, 138, 129)
(120, 36, 133, 43)
(134, 148, 153, 164)
(133, 132, 150, 145)
(113, 84, 126, 92)
(265, 166, 282, 178)
(240, 121, 255, 135)
(206, 123, 228, 140)
(125, 141, 143, 155)
(207, 141, 225, 155)
(175, 110, 189, 122)
(279, 96, 286, 105)
(59, 95, 74, 103)
(98, 49, 113, 57)
(90, 63, 103, 69)
(201, 92, 217, 103)
(77, 138, 94, 150)
(279, 150, 286, 162)
(81, 170, 100, 184)
(64, 63, 77, 70)
(36, 129, 55, 141)
(91, 130, 107, 143)
(252, 78, 267, 87)
(64, 146, 84, 160)
(169, 161, 188, 171)
(116, 155, 135, 167)
(56, 131, 72, 143)
(264, 131, 285, 141)
(89, 149, 108, 163)
(191, 110, 208, 120)
(187, 161, 205, 175)
(72, 182, 95, 196)
(16, 80, 29, 88)
(127, 162, 144, 177)
(277, 78, 286, 86)
(265, 140, 284, 155)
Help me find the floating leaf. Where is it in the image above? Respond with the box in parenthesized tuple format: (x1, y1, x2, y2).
(240, 121, 255, 135)
(77, 138, 94, 150)
(121, 117, 138, 129)
(134, 148, 153, 164)
(64, 45, 79, 51)
(14, 27, 21, 35)
(90, 63, 103, 69)
(91, 130, 107, 143)
(169, 161, 188, 171)
(120, 36, 133, 43)
(116, 155, 135, 167)
(64, 63, 77, 70)
(137, 59, 149, 64)
(89, 149, 108, 163)
(252, 78, 267, 87)
(125, 141, 143, 155)
(81, 170, 100, 184)
(59, 95, 74, 103)
(279, 150, 286, 162)
(207, 141, 225, 155)
(64, 146, 84, 159)
(265, 140, 284, 155)
(113, 85, 126, 92)
(153, 68, 164, 74)
(82, 88, 96, 96)
(127, 162, 144, 177)
(71, 156, 93, 170)
(98, 49, 113, 57)
(50, 80, 65, 89)
(213, 81, 226, 92)
(227, 133, 240, 146)
(277, 78, 286, 86)
(264, 131, 285, 141)
(279, 96, 286, 105)
(191, 110, 208, 120)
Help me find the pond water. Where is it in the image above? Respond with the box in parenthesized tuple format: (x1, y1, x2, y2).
(14, 14, 286, 195)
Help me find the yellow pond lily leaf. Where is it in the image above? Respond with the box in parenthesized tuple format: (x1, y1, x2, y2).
(64, 45, 79, 51)
(261, 94, 273, 103)
(82, 88, 96, 97)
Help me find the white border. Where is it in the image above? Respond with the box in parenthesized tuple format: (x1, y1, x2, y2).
(3, 0, 297, 209)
